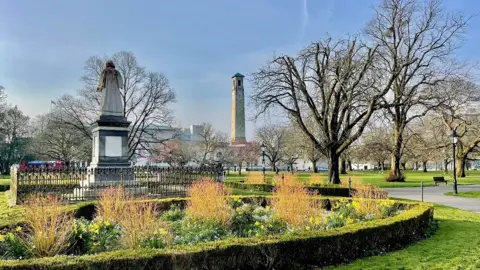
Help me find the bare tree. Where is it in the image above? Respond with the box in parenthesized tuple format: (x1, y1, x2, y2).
(229, 142, 260, 175)
(365, 0, 469, 181)
(251, 36, 399, 183)
(149, 139, 196, 167)
(196, 123, 228, 166)
(435, 79, 480, 177)
(0, 106, 31, 173)
(255, 125, 288, 172)
(30, 113, 90, 162)
(52, 51, 176, 160)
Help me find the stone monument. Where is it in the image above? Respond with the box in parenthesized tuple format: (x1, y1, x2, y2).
(75, 60, 146, 197)
(230, 73, 247, 144)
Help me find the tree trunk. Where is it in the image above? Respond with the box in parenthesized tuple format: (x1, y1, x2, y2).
(347, 160, 353, 171)
(389, 124, 403, 181)
(328, 150, 340, 184)
(340, 159, 347, 174)
(444, 159, 448, 173)
(381, 161, 385, 171)
(238, 164, 242, 175)
(310, 159, 319, 173)
(422, 161, 427, 172)
(456, 156, 466, 178)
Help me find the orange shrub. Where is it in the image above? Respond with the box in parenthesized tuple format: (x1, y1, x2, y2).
(308, 174, 325, 186)
(96, 186, 129, 223)
(24, 195, 73, 257)
(117, 200, 170, 249)
(271, 182, 321, 227)
(351, 185, 389, 216)
(272, 174, 298, 186)
(187, 177, 232, 225)
(340, 175, 362, 188)
(246, 173, 265, 185)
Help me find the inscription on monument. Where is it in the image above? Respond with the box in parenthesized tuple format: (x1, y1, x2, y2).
(105, 136, 122, 157)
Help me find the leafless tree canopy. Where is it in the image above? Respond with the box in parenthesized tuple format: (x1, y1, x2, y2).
(52, 51, 176, 160)
(251, 37, 400, 183)
(0, 106, 30, 173)
(255, 124, 289, 171)
(365, 0, 469, 180)
(196, 122, 228, 166)
(30, 113, 90, 162)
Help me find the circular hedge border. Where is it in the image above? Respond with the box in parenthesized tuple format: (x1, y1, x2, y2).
(0, 197, 434, 269)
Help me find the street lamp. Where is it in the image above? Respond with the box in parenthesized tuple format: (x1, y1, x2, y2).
(451, 130, 458, 194)
(260, 143, 266, 182)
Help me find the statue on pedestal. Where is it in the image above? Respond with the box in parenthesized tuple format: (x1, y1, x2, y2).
(96, 60, 124, 117)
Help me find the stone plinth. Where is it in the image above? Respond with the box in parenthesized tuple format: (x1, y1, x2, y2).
(75, 115, 147, 199)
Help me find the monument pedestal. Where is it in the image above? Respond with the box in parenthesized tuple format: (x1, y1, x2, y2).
(74, 115, 147, 198)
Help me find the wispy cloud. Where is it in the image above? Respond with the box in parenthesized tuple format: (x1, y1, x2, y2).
(299, 0, 309, 42)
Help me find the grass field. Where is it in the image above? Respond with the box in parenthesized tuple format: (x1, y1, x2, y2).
(226, 170, 480, 188)
(330, 204, 480, 270)
(444, 191, 480, 199)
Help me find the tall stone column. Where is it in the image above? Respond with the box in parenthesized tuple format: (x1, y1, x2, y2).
(231, 73, 246, 144)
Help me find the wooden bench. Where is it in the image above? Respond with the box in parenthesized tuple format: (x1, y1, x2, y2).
(433, 176, 448, 185)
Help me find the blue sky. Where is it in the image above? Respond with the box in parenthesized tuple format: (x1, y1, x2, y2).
(1, 0, 479, 140)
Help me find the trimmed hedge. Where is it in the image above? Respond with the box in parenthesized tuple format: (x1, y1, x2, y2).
(0, 198, 434, 269)
(0, 184, 9, 192)
(225, 181, 351, 197)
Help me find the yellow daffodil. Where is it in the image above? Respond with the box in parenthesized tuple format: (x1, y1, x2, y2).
(159, 228, 168, 236)
(314, 217, 321, 225)
(15, 226, 22, 232)
(306, 226, 311, 231)
(260, 225, 265, 230)
(0, 235, 5, 242)
(308, 217, 314, 224)
(255, 221, 260, 226)
(265, 206, 270, 211)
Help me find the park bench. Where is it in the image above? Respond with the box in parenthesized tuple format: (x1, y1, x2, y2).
(433, 176, 448, 185)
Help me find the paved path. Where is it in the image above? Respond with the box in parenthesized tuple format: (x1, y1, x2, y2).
(386, 185, 480, 213)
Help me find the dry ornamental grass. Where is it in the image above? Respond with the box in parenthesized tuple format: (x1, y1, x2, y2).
(24, 195, 73, 257)
(186, 177, 232, 225)
(271, 181, 321, 228)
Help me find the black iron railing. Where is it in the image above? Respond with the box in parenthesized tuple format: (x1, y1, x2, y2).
(9, 165, 223, 205)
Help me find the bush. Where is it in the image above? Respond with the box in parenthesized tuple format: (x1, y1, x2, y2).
(271, 182, 321, 228)
(0, 232, 31, 260)
(160, 205, 185, 222)
(187, 178, 232, 225)
(70, 218, 121, 254)
(385, 172, 406, 182)
(96, 187, 128, 223)
(23, 195, 73, 258)
(0, 202, 434, 269)
(224, 182, 351, 197)
(0, 185, 9, 192)
(172, 217, 228, 245)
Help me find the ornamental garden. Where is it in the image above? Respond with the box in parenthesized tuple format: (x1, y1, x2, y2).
(0, 175, 434, 269)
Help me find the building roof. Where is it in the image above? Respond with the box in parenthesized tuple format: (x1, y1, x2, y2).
(232, 73, 245, 78)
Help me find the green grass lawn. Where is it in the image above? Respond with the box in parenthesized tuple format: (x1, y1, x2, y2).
(0, 191, 25, 228)
(329, 204, 480, 270)
(0, 179, 10, 185)
(227, 170, 480, 188)
(444, 191, 480, 199)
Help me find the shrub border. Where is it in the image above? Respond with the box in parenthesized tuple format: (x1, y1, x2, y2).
(225, 181, 351, 197)
(0, 197, 433, 269)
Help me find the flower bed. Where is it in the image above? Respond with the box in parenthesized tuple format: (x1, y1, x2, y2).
(0, 180, 434, 269)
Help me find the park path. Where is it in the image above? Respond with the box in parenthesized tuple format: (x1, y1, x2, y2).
(385, 185, 480, 213)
